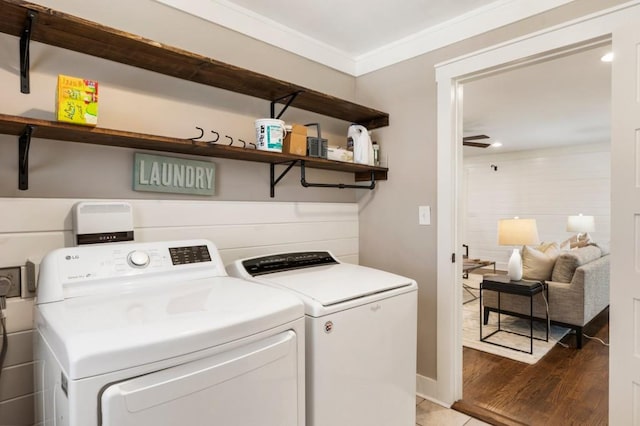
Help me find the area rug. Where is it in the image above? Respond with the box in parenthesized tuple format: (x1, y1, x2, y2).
(462, 274, 570, 364)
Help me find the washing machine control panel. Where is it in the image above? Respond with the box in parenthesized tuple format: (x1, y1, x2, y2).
(59, 246, 173, 281)
(37, 240, 225, 303)
(242, 251, 338, 276)
(168, 245, 212, 265)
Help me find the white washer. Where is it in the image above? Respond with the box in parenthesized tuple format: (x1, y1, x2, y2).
(228, 251, 417, 426)
(34, 239, 305, 426)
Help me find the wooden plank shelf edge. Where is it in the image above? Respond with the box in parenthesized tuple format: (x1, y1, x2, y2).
(0, 113, 388, 178)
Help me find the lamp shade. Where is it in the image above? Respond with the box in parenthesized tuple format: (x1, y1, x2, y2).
(498, 218, 540, 246)
(567, 214, 595, 233)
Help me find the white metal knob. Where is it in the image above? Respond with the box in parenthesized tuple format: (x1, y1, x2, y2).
(128, 250, 150, 268)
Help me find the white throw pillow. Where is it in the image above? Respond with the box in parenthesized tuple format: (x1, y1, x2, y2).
(522, 242, 560, 281)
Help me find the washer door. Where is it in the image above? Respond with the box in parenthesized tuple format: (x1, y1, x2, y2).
(101, 330, 299, 426)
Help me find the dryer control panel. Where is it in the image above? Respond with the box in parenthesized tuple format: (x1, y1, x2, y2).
(36, 240, 225, 304)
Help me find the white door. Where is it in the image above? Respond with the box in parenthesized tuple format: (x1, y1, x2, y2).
(101, 331, 300, 426)
(610, 10, 640, 425)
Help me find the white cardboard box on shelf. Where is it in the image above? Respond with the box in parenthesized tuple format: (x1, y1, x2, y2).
(327, 146, 353, 163)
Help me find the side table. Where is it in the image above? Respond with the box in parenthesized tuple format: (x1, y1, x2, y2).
(480, 275, 548, 354)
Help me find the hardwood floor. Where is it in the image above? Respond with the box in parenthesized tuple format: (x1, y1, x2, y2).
(453, 308, 609, 426)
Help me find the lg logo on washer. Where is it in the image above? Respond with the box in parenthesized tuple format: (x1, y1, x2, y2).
(65, 255, 79, 260)
(324, 321, 333, 333)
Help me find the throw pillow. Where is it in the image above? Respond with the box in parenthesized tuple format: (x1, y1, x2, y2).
(537, 242, 561, 256)
(522, 243, 560, 281)
(551, 245, 602, 283)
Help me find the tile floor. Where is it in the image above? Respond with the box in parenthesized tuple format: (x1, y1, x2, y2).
(416, 396, 490, 426)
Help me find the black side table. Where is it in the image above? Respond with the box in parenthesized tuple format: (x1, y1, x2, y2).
(480, 275, 548, 354)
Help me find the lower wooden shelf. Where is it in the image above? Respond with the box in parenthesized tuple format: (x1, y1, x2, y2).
(1, 113, 388, 191)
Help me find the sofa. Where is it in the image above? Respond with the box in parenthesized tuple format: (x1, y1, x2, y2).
(482, 243, 609, 348)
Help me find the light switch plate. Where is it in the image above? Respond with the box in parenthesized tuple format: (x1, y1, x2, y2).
(419, 205, 431, 225)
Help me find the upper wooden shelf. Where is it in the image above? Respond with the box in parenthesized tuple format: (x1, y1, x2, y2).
(0, 0, 389, 129)
(0, 113, 388, 181)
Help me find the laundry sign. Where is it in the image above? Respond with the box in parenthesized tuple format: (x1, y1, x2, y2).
(133, 153, 215, 196)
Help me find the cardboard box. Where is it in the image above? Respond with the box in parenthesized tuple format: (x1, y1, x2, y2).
(283, 124, 307, 156)
(327, 146, 353, 163)
(56, 75, 99, 126)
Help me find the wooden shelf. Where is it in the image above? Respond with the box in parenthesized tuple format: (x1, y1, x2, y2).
(0, 0, 389, 129)
(0, 114, 388, 181)
(0, 0, 390, 195)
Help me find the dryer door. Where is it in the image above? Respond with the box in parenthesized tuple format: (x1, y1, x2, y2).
(101, 330, 299, 426)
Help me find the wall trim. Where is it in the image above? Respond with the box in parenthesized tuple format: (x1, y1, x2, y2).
(153, 0, 356, 75)
(435, 0, 637, 408)
(416, 374, 439, 404)
(355, 0, 573, 75)
(153, 0, 572, 76)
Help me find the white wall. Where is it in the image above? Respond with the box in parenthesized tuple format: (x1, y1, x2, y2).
(463, 143, 611, 269)
(0, 197, 358, 425)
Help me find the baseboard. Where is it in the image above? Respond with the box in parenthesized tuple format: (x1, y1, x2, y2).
(416, 373, 444, 405)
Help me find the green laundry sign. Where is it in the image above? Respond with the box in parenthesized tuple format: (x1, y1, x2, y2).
(133, 153, 215, 196)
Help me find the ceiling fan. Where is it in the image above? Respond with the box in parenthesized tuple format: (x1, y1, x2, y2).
(463, 134, 491, 148)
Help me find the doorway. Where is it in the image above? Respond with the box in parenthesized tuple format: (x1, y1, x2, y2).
(456, 43, 611, 423)
(434, 1, 640, 418)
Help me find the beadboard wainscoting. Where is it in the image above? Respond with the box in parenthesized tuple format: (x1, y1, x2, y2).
(0, 197, 359, 426)
(462, 143, 611, 269)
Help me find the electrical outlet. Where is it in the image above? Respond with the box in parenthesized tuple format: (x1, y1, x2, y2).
(0, 267, 21, 298)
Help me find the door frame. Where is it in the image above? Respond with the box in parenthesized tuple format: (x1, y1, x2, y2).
(435, 0, 640, 407)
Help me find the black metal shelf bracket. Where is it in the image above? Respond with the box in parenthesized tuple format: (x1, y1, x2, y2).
(19, 125, 35, 190)
(300, 161, 376, 190)
(270, 159, 299, 198)
(270, 91, 303, 120)
(20, 10, 38, 94)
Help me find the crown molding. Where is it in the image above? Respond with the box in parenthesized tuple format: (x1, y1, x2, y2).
(154, 0, 357, 74)
(155, 0, 574, 77)
(356, 0, 574, 75)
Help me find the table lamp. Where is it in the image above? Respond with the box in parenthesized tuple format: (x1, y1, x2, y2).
(567, 214, 595, 241)
(498, 217, 540, 280)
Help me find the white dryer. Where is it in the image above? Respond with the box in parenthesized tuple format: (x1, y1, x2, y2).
(228, 251, 418, 426)
(34, 240, 305, 426)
